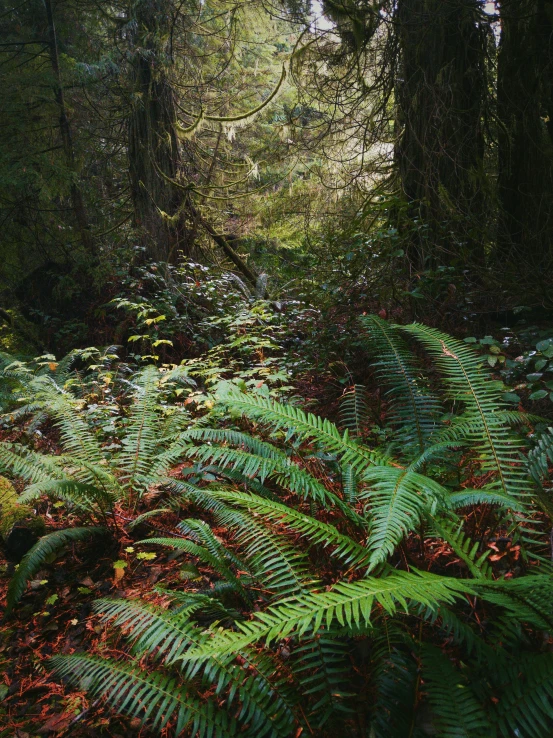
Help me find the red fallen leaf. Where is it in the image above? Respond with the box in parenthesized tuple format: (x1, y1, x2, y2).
(37, 712, 74, 733)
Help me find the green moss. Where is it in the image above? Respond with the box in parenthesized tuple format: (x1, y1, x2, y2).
(0, 476, 45, 539)
(0, 476, 16, 507)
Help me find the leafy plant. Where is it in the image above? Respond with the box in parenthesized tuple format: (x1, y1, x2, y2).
(0, 363, 196, 613)
(48, 316, 553, 737)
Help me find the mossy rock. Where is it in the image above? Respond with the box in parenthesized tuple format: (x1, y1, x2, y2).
(0, 476, 16, 509)
(0, 501, 46, 539)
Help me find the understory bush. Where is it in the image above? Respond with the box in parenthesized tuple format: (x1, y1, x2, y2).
(3, 316, 550, 736)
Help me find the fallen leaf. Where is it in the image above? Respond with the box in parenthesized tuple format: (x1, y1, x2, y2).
(37, 712, 73, 733)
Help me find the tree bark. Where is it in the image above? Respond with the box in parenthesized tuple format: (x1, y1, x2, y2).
(394, 0, 488, 270)
(44, 0, 94, 254)
(497, 0, 553, 267)
(127, 0, 183, 262)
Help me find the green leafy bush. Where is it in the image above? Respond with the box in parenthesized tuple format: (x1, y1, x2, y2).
(47, 316, 553, 737)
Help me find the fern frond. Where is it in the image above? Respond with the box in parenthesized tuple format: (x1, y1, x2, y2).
(360, 315, 441, 454)
(211, 490, 370, 568)
(182, 428, 287, 459)
(342, 464, 359, 505)
(0, 441, 63, 484)
(127, 508, 173, 529)
(291, 633, 353, 726)
(50, 653, 237, 737)
(141, 536, 250, 601)
(204, 503, 315, 597)
(31, 377, 105, 467)
(528, 427, 553, 486)
(369, 648, 418, 738)
(488, 653, 553, 738)
(96, 597, 297, 736)
(185, 442, 358, 517)
(178, 518, 246, 571)
(428, 515, 492, 578)
(448, 488, 525, 511)
(118, 366, 164, 496)
(474, 575, 553, 631)
(216, 388, 389, 471)
(360, 466, 448, 567)
(421, 645, 490, 737)
(340, 385, 369, 438)
(402, 324, 531, 504)
(18, 479, 115, 513)
(5, 527, 106, 616)
(178, 570, 476, 662)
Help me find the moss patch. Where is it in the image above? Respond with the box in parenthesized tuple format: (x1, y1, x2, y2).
(0, 476, 45, 539)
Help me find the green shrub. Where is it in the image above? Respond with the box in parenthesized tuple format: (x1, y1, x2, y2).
(47, 316, 553, 737)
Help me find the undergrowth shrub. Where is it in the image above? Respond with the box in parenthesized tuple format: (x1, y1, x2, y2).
(0, 361, 196, 613)
(35, 316, 553, 737)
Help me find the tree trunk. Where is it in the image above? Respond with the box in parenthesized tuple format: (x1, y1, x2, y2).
(394, 0, 488, 270)
(44, 0, 94, 255)
(127, 0, 183, 262)
(497, 0, 553, 269)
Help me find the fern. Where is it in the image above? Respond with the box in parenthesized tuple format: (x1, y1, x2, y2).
(291, 632, 353, 726)
(421, 645, 490, 737)
(5, 527, 106, 616)
(29, 377, 106, 469)
(119, 366, 169, 496)
(18, 480, 115, 515)
(55, 597, 297, 737)
(528, 427, 553, 486)
(5, 319, 552, 737)
(342, 463, 359, 504)
(488, 653, 553, 738)
(360, 315, 441, 453)
(210, 490, 371, 568)
(340, 384, 370, 438)
(359, 465, 449, 567)
(141, 536, 251, 602)
(177, 570, 476, 662)
(402, 323, 531, 504)
(217, 386, 390, 471)
(428, 515, 492, 578)
(50, 654, 238, 737)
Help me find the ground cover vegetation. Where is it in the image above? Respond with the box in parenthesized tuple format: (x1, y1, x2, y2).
(1, 0, 553, 736)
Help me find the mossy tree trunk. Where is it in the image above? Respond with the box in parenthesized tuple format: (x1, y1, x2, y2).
(394, 0, 488, 271)
(127, 0, 184, 263)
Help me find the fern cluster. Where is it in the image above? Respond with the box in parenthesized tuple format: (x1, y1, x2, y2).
(3, 317, 553, 736)
(0, 363, 195, 612)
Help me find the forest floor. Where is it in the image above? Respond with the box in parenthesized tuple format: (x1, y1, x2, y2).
(0, 506, 189, 737)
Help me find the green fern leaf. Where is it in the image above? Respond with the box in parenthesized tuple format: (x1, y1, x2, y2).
(402, 323, 531, 504)
(421, 645, 490, 737)
(360, 315, 441, 454)
(360, 466, 449, 567)
(211, 490, 370, 568)
(50, 653, 237, 737)
(5, 526, 106, 616)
